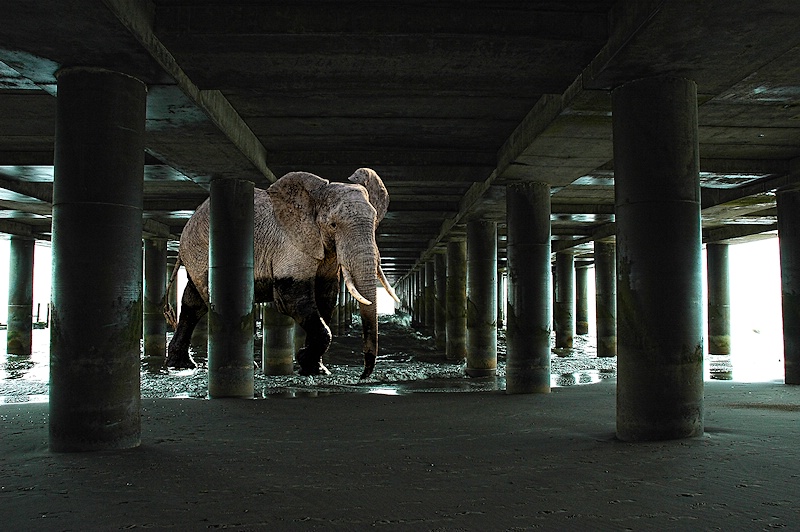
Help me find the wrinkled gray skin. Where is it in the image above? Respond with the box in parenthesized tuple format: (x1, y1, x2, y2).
(167, 168, 395, 379)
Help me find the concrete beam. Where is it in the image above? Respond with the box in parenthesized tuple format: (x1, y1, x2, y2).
(101, 0, 275, 184)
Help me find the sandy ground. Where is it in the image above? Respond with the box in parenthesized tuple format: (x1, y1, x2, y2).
(3, 317, 799, 530)
(3, 380, 800, 530)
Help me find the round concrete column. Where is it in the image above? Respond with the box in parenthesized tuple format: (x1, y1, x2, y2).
(575, 263, 590, 335)
(446, 240, 467, 361)
(554, 251, 575, 348)
(191, 313, 209, 357)
(434, 252, 447, 351)
(166, 257, 179, 332)
(143, 238, 167, 369)
(49, 67, 145, 452)
(594, 240, 617, 358)
(7, 236, 35, 355)
(707, 243, 731, 355)
(425, 261, 435, 328)
(506, 182, 552, 394)
(778, 187, 800, 384)
(466, 220, 497, 377)
(208, 178, 255, 399)
(262, 302, 295, 375)
(613, 76, 704, 441)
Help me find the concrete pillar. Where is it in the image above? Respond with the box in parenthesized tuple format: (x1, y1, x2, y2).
(294, 321, 307, 353)
(434, 252, 447, 351)
(7, 236, 35, 355)
(191, 314, 209, 356)
(613, 75, 704, 441)
(466, 220, 497, 377)
(554, 251, 575, 348)
(417, 268, 426, 326)
(506, 182, 552, 394)
(262, 302, 295, 375)
(594, 240, 617, 358)
(575, 263, 590, 335)
(425, 260, 435, 328)
(143, 238, 167, 369)
(778, 187, 800, 384)
(49, 67, 145, 452)
(208, 178, 255, 399)
(412, 270, 420, 325)
(707, 243, 731, 356)
(166, 257, 178, 332)
(446, 239, 467, 361)
(497, 270, 506, 329)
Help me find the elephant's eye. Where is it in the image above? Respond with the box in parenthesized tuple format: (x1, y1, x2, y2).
(330, 222, 337, 228)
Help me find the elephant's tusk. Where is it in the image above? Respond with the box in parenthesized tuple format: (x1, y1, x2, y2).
(377, 264, 400, 303)
(342, 266, 373, 306)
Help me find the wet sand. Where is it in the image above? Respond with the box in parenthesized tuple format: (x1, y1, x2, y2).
(1, 314, 618, 402)
(3, 379, 799, 530)
(3, 315, 799, 530)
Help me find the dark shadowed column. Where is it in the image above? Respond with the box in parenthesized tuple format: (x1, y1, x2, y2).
(446, 239, 467, 361)
(466, 220, 497, 377)
(707, 243, 731, 356)
(425, 260, 435, 328)
(50, 67, 145, 452)
(434, 252, 447, 351)
(575, 262, 590, 335)
(7, 236, 34, 355)
(506, 182, 552, 394)
(554, 251, 574, 348)
(594, 240, 617, 358)
(208, 178, 254, 398)
(613, 76, 704, 441)
(778, 186, 800, 384)
(143, 237, 167, 369)
(262, 302, 295, 375)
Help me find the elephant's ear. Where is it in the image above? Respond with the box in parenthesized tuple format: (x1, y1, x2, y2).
(268, 171, 329, 261)
(348, 168, 389, 223)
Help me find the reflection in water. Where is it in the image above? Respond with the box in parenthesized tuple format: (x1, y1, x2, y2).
(0, 314, 789, 402)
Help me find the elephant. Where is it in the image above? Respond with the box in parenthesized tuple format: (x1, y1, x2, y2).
(165, 168, 399, 379)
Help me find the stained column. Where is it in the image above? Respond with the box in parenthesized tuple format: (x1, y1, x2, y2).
(425, 261, 435, 328)
(434, 252, 447, 351)
(506, 182, 552, 393)
(49, 67, 146, 452)
(594, 240, 617, 358)
(143, 237, 167, 369)
(613, 76, 704, 441)
(554, 251, 574, 348)
(208, 178, 255, 399)
(7, 236, 35, 355)
(446, 239, 467, 361)
(466, 220, 497, 377)
(707, 243, 731, 355)
(778, 187, 800, 384)
(166, 256, 178, 332)
(262, 302, 295, 375)
(575, 262, 590, 335)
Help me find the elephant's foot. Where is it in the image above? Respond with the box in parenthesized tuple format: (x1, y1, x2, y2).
(166, 347, 197, 370)
(296, 347, 331, 376)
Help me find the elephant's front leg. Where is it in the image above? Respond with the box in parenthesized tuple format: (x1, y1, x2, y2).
(274, 278, 331, 376)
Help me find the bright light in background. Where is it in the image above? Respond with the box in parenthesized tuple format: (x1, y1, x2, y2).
(0, 238, 52, 324)
(377, 286, 396, 315)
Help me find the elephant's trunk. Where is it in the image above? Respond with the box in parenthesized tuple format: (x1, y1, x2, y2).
(338, 234, 379, 379)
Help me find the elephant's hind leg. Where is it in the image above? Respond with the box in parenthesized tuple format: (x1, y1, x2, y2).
(167, 277, 208, 369)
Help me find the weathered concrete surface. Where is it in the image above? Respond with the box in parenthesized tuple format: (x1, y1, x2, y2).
(3, 381, 800, 530)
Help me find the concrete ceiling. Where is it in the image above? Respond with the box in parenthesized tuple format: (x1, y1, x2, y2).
(0, 1, 798, 281)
